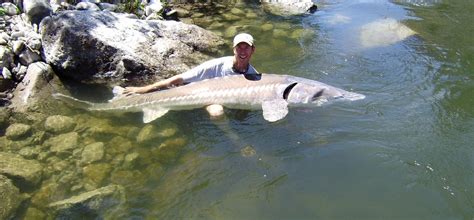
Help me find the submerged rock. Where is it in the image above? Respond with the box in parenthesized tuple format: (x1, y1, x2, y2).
(151, 137, 187, 164)
(5, 123, 32, 140)
(81, 142, 105, 164)
(18, 145, 42, 159)
(82, 163, 112, 188)
(48, 184, 126, 219)
(240, 145, 256, 157)
(0, 152, 43, 187)
(30, 181, 67, 208)
(109, 170, 147, 189)
(22, 207, 47, 220)
(136, 122, 178, 144)
(108, 136, 133, 154)
(290, 28, 313, 39)
(360, 18, 416, 48)
(45, 132, 79, 157)
(44, 115, 76, 134)
(79, 116, 129, 138)
(0, 175, 25, 220)
(261, 23, 274, 31)
(273, 29, 288, 38)
(123, 152, 140, 169)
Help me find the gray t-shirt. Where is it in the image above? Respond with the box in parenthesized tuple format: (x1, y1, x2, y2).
(180, 56, 259, 83)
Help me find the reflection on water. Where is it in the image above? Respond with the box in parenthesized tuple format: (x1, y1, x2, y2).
(2, 0, 474, 218)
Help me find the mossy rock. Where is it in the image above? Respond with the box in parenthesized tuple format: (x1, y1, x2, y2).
(5, 123, 32, 140)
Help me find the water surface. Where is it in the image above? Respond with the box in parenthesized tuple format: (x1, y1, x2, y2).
(5, 0, 474, 218)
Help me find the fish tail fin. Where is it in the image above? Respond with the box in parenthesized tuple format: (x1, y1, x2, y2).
(53, 93, 93, 109)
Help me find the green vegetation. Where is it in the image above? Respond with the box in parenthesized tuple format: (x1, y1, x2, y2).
(117, 0, 144, 14)
(0, 7, 6, 16)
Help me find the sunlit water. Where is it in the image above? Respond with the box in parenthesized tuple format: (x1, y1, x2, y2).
(4, 0, 474, 219)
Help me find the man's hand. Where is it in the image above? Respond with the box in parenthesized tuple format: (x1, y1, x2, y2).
(122, 75, 185, 96)
(123, 86, 152, 95)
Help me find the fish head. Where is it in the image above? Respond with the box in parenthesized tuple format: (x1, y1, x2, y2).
(286, 82, 365, 106)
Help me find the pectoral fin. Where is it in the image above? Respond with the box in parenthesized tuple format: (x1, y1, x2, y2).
(262, 99, 289, 122)
(143, 107, 169, 123)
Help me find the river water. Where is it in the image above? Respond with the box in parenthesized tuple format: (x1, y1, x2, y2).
(147, 0, 473, 218)
(5, 0, 474, 219)
(135, 0, 473, 218)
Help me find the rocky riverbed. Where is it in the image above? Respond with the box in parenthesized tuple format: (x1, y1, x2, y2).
(0, 0, 316, 218)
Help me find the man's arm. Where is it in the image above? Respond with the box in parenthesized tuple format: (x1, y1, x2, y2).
(123, 74, 185, 94)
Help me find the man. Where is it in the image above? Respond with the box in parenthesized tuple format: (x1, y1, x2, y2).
(123, 33, 259, 117)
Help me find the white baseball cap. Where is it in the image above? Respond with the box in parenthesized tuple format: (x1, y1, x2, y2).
(233, 33, 254, 47)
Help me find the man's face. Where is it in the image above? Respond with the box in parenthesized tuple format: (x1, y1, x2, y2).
(233, 42, 255, 64)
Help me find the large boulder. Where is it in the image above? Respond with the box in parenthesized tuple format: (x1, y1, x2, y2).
(0, 175, 25, 220)
(0, 152, 43, 187)
(40, 10, 225, 86)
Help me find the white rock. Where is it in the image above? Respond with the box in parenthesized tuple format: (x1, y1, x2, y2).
(27, 38, 42, 51)
(360, 18, 416, 48)
(12, 40, 25, 55)
(145, 1, 163, 16)
(2, 67, 13, 79)
(0, 33, 9, 45)
(1, 3, 19, 16)
(76, 2, 101, 11)
(82, 0, 101, 3)
(98, 3, 117, 11)
(19, 49, 41, 66)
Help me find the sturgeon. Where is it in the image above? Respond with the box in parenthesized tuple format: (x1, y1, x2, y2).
(53, 73, 365, 123)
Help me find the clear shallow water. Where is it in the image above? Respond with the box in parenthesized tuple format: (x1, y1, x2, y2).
(148, 0, 473, 218)
(4, 0, 474, 218)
